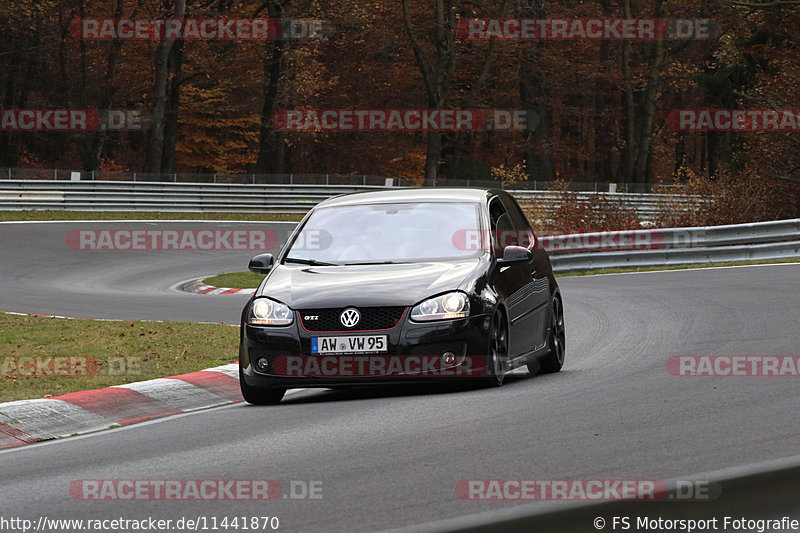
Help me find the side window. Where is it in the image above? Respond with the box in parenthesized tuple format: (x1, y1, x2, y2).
(500, 195, 536, 250)
(489, 197, 517, 251)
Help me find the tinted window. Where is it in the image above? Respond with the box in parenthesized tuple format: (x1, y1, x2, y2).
(489, 196, 518, 250)
(500, 194, 536, 249)
(285, 202, 482, 264)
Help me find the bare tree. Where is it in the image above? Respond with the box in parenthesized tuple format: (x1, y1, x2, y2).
(147, 0, 186, 174)
(255, 0, 290, 174)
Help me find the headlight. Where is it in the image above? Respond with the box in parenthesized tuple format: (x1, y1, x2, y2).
(410, 292, 469, 321)
(250, 298, 293, 326)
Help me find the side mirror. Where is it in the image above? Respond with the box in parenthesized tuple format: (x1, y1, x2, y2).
(498, 245, 532, 265)
(248, 253, 274, 274)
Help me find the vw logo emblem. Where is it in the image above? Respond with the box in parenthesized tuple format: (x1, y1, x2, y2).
(340, 308, 361, 328)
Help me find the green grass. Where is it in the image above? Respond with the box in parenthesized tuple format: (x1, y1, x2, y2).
(556, 257, 800, 277)
(0, 211, 304, 222)
(0, 313, 238, 403)
(203, 272, 265, 289)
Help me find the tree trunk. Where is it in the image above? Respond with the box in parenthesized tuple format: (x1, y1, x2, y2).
(400, 0, 458, 186)
(147, 0, 186, 174)
(620, 0, 636, 183)
(633, 0, 665, 183)
(520, 78, 554, 181)
(425, 132, 442, 185)
(448, 0, 510, 179)
(255, 1, 287, 174)
(162, 39, 184, 174)
(79, 0, 129, 172)
(0, 48, 22, 167)
(517, 0, 554, 182)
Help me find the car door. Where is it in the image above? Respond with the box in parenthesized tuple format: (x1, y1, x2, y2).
(488, 196, 541, 358)
(500, 193, 551, 351)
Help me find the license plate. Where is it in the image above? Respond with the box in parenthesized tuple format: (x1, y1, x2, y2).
(311, 335, 388, 354)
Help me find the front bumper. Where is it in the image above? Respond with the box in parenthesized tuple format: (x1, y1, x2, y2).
(240, 314, 491, 389)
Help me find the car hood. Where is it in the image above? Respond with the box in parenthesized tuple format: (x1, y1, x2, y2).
(258, 260, 481, 308)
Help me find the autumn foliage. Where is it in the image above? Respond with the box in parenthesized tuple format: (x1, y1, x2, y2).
(0, 0, 797, 221)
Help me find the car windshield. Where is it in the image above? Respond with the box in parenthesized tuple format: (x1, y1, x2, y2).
(285, 201, 482, 264)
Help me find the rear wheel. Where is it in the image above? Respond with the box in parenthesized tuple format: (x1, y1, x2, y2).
(239, 365, 285, 405)
(537, 294, 565, 374)
(484, 312, 508, 387)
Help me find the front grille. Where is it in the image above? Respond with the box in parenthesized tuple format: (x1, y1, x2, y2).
(299, 307, 406, 332)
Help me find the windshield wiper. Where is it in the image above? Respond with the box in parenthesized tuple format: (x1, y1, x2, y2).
(284, 257, 338, 266)
(343, 260, 407, 265)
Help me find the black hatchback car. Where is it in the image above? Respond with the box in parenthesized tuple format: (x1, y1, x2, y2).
(239, 188, 565, 404)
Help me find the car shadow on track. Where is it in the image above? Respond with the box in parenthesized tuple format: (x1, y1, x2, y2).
(266, 373, 536, 406)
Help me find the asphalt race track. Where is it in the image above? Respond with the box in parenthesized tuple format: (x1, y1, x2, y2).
(2, 221, 800, 532)
(0, 221, 289, 323)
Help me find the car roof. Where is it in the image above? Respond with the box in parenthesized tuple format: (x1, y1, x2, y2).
(316, 187, 504, 208)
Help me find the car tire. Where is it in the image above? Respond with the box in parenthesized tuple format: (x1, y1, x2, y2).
(239, 365, 286, 405)
(536, 293, 565, 374)
(484, 311, 508, 387)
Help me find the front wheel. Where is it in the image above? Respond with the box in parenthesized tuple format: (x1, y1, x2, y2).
(239, 366, 286, 405)
(536, 294, 565, 374)
(483, 312, 508, 387)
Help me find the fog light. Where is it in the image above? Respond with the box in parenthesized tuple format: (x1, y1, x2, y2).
(255, 357, 270, 372)
(442, 352, 456, 365)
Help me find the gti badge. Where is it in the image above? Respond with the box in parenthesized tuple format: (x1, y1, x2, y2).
(340, 308, 360, 328)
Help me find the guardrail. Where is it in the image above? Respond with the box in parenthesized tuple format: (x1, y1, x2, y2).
(514, 189, 703, 224)
(1, 180, 796, 270)
(545, 219, 800, 272)
(0, 168, 686, 193)
(0, 169, 402, 186)
(0, 180, 387, 213)
(0, 180, 695, 221)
